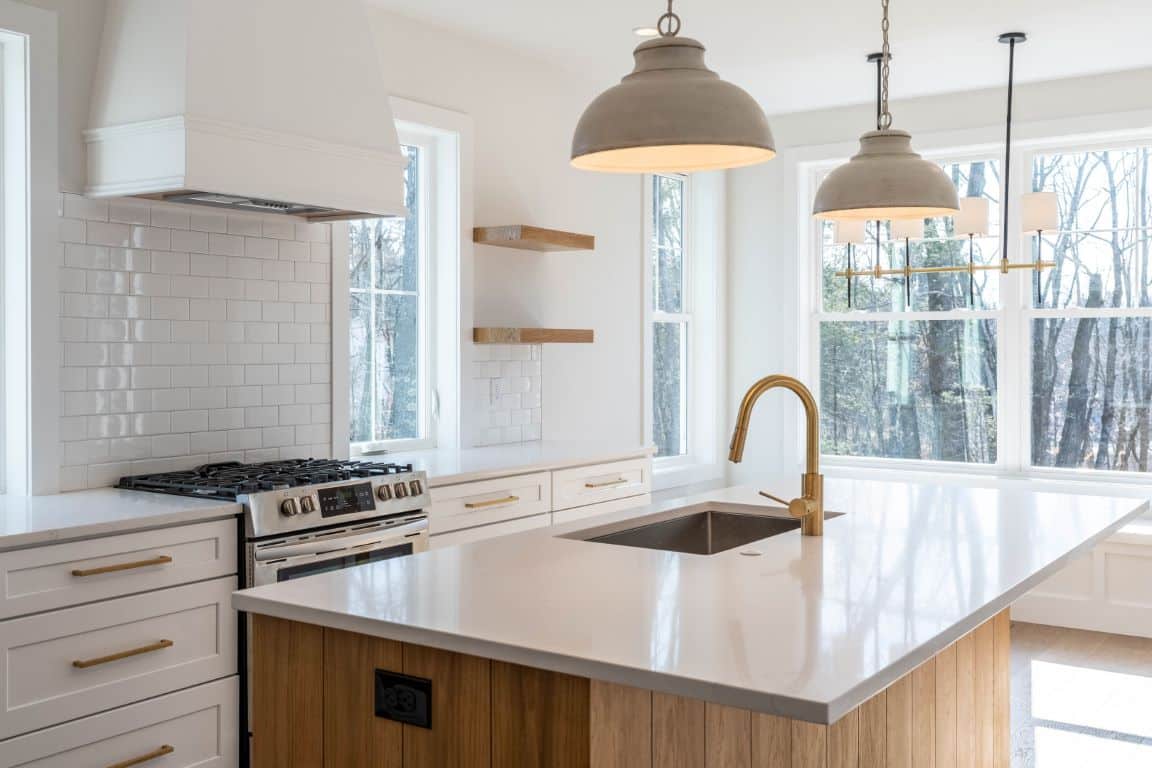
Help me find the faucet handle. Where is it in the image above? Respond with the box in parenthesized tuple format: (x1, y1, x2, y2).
(758, 490, 818, 520)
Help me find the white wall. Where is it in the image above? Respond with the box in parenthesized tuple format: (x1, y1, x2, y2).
(368, 11, 645, 448)
(726, 67, 1152, 486)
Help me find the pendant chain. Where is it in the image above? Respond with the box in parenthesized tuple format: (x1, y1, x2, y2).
(880, 0, 892, 129)
(658, 0, 681, 37)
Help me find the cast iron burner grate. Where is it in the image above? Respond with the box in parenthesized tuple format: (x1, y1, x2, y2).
(116, 459, 415, 500)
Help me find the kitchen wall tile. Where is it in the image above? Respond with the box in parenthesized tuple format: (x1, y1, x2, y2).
(228, 215, 263, 237)
(190, 254, 227, 276)
(278, 240, 309, 262)
(87, 221, 131, 248)
(472, 343, 545, 446)
(152, 343, 191, 365)
(131, 226, 171, 250)
(60, 217, 87, 244)
(173, 229, 210, 254)
(170, 276, 211, 297)
(189, 210, 228, 234)
(172, 410, 209, 433)
(63, 293, 109, 318)
(63, 193, 108, 222)
(109, 248, 150, 271)
(60, 267, 86, 293)
(244, 237, 277, 260)
(149, 205, 190, 230)
(151, 250, 190, 274)
(210, 233, 245, 258)
(228, 385, 262, 408)
(131, 273, 171, 296)
(209, 277, 245, 299)
(278, 282, 309, 302)
(108, 199, 151, 226)
(109, 296, 150, 319)
(152, 388, 190, 411)
(65, 244, 110, 269)
(263, 217, 296, 240)
(150, 297, 190, 320)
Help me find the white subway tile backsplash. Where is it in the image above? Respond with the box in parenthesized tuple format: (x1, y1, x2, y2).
(172, 410, 209, 433)
(65, 243, 109, 269)
(278, 240, 309, 262)
(132, 319, 171, 343)
(109, 296, 150, 319)
(170, 275, 211, 297)
(87, 221, 131, 247)
(132, 273, 171, 296)
(151, 250, 190, 274)
(63, 293, 109, 318)
(244, 237, 277, 260)
(63, 193, 109, 221)
(472, 343, 545, 446)
(190, 210, 228, 234)
(60, 268, 86, 293)
(149, 205, 190, 230)
(264, 218, 296, 240)
(173, 229, 211, 254)
(152, 343, 191, 365)
(108, 199, 151, 226)
(227, 257, 263, 280)
(210, 232, 245, 257)
(228, 215, 263, 237)
(109, 248, 150, 271)
(131, 226, 171, 250)
(189, 387, 228, 409)
(150, 297, 190, 320)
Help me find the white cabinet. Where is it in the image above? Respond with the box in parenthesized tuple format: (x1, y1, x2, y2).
(0, 677, 238, 768)
(427, 455, 652, 548)
(428, 472, 551, 535)
(0, 518, 237, 619)
(0, 576, 237, 739)
(0, 513, 240, 760)
(552, 457, 651, 511)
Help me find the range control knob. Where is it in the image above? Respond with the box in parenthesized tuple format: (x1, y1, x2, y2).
(408, 480, 423, 496)
(299, 496, 316, 514)
(393, 482, 409, 498)
(280, 497, 301, 517)
(376, 484, 393, 502)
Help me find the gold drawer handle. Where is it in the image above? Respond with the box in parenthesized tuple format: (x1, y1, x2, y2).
(105, 744, 174, 768)
(73, 639, 174, 669)
(464, 495, 520, 509)
(72, 555, 173, 577)
(585, 478, 629, 489)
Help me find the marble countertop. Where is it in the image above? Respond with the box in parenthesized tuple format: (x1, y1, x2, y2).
(383, 440, 653, 487)
(0, 489, 240, 551)
(232, 477, 1148, 723)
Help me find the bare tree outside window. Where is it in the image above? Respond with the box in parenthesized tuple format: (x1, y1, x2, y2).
(651, 174, 689, 458)
(818, 160, 1001, 463)
(349, 145, 424, 446)
(1030, 146, 1152, 471)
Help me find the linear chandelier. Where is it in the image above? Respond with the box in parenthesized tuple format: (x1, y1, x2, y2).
(832, 31, 1059, 307)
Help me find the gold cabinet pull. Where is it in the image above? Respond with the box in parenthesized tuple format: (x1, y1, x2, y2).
(71, 555, 173, 577)
(464, 495, 520, 509)
(72, 639, 174, 669)
(584, 478, 629, 489)
(105, 745, 174, 768)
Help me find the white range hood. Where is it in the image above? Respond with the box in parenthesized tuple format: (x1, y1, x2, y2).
(84, 0, 406, 221)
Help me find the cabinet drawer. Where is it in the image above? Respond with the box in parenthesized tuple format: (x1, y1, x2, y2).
(0, 677, 238, 767)
(0, 576, 237, 739)
(0, 518, 237, 619)
(430, 513, 551, 549)
(552, 458, 651, 511)
(552, 494, 652, 527)
(428, 472, 552, 534)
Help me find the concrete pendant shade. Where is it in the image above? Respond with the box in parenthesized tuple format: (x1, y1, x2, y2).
(813, 130, 960, 220)
(571, 36, 776, 173)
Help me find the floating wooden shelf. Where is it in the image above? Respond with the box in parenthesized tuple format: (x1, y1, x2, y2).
(473, 328, 594, 344)
(473, 225, 595, 252)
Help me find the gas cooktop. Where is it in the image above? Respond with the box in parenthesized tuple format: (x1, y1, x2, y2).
(116, 459, 416, 501)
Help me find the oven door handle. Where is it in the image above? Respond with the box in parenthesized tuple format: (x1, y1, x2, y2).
(254, 519, 428, 561)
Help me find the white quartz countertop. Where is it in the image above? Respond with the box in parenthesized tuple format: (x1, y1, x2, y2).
(382, 440, 653, 487)
(0, 489, 240, 551)
(232, 477, 1148, 723)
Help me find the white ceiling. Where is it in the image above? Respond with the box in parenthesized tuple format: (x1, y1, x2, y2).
(367, 0, 1152, 115)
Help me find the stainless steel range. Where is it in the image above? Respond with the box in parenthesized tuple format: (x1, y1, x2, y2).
(117, 459, 431, 586)
(117, 459, 430, 767)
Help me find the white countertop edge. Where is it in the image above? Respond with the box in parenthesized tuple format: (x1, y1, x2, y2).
(825, 496, 1150, 722)
(230, 591, 832, 722)
(234, 497, 1151, 725)
(0, 502, 242, 552)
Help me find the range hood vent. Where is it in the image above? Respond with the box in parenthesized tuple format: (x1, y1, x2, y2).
(84, 0, 406, 221)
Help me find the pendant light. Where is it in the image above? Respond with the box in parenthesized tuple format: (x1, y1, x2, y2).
(570, 0, 775, 173)
(812, 0, 959, 220)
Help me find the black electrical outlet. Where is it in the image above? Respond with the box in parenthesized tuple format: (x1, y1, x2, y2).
(375, 669, 432, 728)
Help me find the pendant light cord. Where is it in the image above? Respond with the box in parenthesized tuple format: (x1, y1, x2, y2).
(879, 0, 892, 129)
(658, 0, 681, 37)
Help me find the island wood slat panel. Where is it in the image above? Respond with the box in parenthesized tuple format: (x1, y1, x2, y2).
(251, 610, 1009, 768)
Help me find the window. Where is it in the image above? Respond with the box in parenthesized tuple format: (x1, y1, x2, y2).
(810, 138, 1152, 478)
(816, 159, 1001, 465)
(347, 143, 433, 452)
(649, 174, 690, 458)
(1030, 145, 1152, 472)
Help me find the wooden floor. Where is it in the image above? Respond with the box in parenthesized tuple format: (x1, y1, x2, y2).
(1011, 622, 1152, 767)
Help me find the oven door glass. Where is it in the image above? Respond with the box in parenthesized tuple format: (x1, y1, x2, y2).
(275, 541, 414, 582)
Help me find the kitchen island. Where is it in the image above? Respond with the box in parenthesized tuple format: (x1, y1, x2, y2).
(232, 478, 1148, 767)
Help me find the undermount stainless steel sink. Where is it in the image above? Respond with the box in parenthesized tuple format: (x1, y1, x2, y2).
(573, 506, 844, 556)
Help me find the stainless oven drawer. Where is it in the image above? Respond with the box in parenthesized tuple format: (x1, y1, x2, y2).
(250, 518, 428, 586)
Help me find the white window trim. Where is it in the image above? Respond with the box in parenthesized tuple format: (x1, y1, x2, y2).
(1, 2, 57, 494)
(331, 98, 472, 457)
(644, 171, 727, 491)
(799, 123, 1152, 487)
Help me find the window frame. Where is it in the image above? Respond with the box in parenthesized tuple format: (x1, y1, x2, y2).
(0, 2, 58, 495)
(345, 137, 436, 455)
(332, 99, 471, 458)
(803, 133, 1152, 485)
(644, 171, 727, 490)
